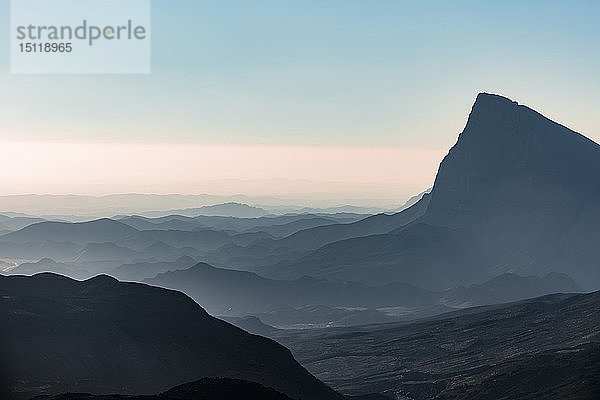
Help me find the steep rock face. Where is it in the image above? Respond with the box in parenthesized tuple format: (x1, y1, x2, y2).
(427, 93, 600, 225)
(0, 273, 340, 400)
(424, 93, 600, 285)
(272, 94, 600, 289)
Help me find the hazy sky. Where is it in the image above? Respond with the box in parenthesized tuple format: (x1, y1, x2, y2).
(0, 0, 598, 203)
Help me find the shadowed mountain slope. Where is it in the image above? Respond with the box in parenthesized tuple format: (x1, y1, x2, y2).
(8, 258, 91, 280)
(112, 256, 198, 281)
(204, 196, 430, 272)
(274, 290, 600, 398)
(441, 272, 582, 307)
(421, 93, 600, 285)
(0, 214, 46, 232)
(0, 218, 138, 245)
(272, 194, 431, 251)
(0, 273, 340, 400)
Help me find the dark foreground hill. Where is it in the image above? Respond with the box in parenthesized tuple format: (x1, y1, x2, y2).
(0, 273, 340, 400)
(34, 377, 294, 400)
(274, 290, 600, 399)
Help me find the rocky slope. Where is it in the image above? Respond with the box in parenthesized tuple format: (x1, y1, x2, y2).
(274, 290, 600, 398)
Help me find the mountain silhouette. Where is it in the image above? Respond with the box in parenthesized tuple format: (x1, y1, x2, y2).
(146, 262, 581, 327)
(0, 273, 340, 400)
(0, 214, 46, 232)
(145, 262, 437, 316)
(9, 258, 91, 280)
(1, 218, 138, 245)
(423, 93, 600, 285)
(156, 203, 268, 218)
(74, 242, 139, 263)
(244, 216, 342, 238)
(267, 94, 600, 289)
(117, 215, 205, 231)
(205, 196, 431, 271)
(112, 256, 198, 281)
(272, 194, 430, 251)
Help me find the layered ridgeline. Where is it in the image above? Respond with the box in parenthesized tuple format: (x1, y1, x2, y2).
(146, 262, 581, 328)
(0, 273, 341, 400)
(266, 94, 600, 290)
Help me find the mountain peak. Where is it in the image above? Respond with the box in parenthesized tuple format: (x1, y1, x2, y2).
(474, 92, 518, 106)
(461, 93, 522, 139)
(85, 274, 119, 285)
(420, 93, 600, 286)
(432, 93, 600, 198)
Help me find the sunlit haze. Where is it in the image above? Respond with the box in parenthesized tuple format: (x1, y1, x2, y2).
(0, 142, 445, 205)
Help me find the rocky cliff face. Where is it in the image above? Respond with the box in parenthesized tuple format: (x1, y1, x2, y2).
(427, 93, 600, 227)
(424, 93, 600, 286)
(272, 94, 600, 289)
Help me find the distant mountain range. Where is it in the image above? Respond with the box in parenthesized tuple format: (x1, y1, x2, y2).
(201, 195, 432, 271)
(146, 262, 582, 327)
(0, 218, 233, 269)
(0, 273, 340, 400)
(0, 214, 46, 232)
(395, 188, 431, 210)
(116, 212, 363, 237)
(112, 256, 198, 281)
(9, 258, 91, 280)
(2, 218, 138, 244)
(143, 202, 269, 218)
(0, 212, 367, 268)
(0, 194, 399, 219)
(145, 262, 438, 315)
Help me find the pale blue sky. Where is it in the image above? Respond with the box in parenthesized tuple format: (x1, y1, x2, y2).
(0, 1, 598, 199)
(1, 0, 599, 146)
